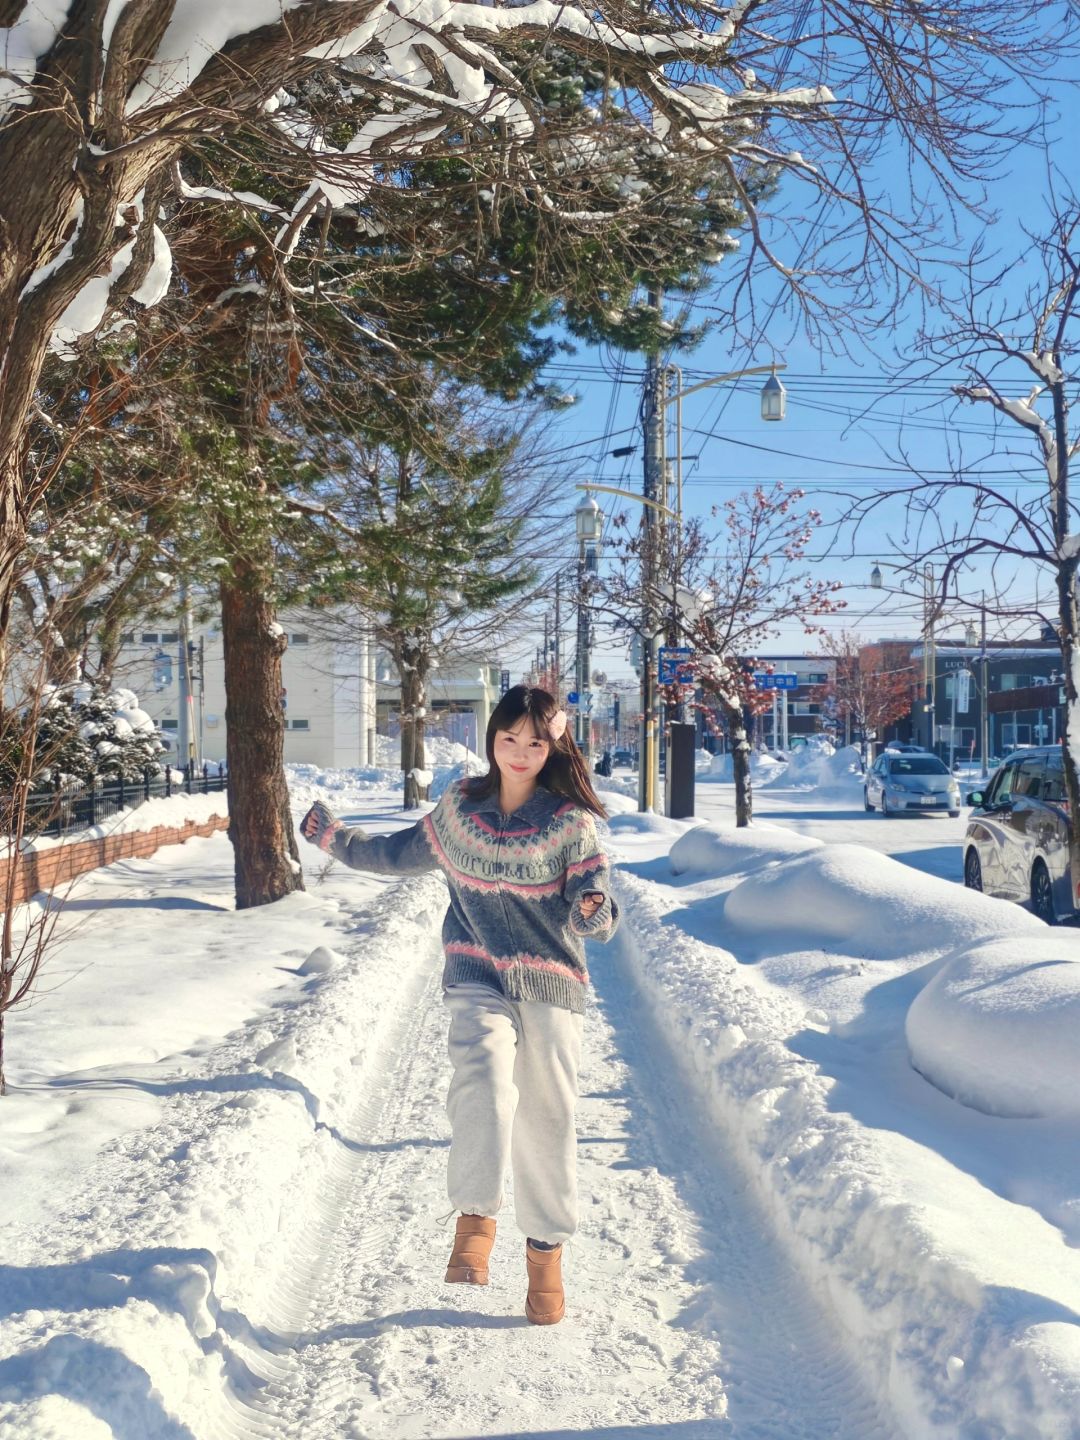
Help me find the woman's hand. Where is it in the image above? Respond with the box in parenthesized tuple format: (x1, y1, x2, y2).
(578, 890, 605, 921)
(300, 800, 343, 851)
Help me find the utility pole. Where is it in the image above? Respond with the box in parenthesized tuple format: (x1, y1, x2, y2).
(923, 563, 938, 754)
(640, 289, 663, 812)
(553, 572, 562, 700)
(980, 592, 989, 777)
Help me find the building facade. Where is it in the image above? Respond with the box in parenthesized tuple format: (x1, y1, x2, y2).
(114, 610, 506, 770)
(907, 639, 1063, 764)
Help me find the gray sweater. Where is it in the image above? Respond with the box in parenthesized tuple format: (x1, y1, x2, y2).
(329, 780, 620, 1014)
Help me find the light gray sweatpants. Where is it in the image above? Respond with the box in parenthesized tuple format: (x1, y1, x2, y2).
(443, 983, 584, 1245)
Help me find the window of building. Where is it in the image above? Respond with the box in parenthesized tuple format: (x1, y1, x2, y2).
(793, 702, 821, 716)
(290, 632, 309, 645)
(141, 632, 158, 644)
(161, 718, 179, 731)
(289, 718, 310, 730)
(160, 631, 179, 643)
(805, 672, 828, 684)
(1001, 723, 1032, 748)
(120, 632, 135, 644)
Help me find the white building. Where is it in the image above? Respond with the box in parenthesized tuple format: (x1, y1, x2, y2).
(114, 610, 506, 769)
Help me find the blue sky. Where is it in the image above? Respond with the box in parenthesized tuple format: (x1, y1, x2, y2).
(504, 61, 1080, 688)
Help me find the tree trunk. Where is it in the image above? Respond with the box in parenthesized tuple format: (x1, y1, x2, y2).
(220, 564, 303, 909)
(400, 648, 430, 809)
(720, 698, 753, 827)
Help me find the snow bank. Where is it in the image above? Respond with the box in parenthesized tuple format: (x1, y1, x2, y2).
(724, 841, 1039, 958)
(615, 871, 1080, 1438)
(286, 738, 485, 811)
(775, 742, 865, 793)
(606, 809, 690, 837)
(669, 821, 822, 877)
(0, 851, 450, 1438)
(14, 789, 228, 853)
(908, 933, 1080, 1119)
(700, 749, 786, 784)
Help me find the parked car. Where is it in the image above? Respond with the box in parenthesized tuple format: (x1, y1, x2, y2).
(864, 752, 961, 817)
(963, 746, 1072, 925)
(883, 741, 929, 754)
(611, 748, 635, 769)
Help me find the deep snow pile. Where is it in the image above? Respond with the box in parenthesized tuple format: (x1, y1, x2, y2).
(669, 819, 822, 876)
(610, 818, 1080, 1437)
(700, 749, 786, 784)
(773, 741, 865, 793)
(287, 738, 484, 815)
(908, 932, 1080, 1118)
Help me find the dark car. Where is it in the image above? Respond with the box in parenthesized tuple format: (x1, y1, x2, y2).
(612, 748, 635, 769)
(963, 746, 1073, 925)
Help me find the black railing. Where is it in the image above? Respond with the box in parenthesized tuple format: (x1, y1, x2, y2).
(20, 764, 228, 839)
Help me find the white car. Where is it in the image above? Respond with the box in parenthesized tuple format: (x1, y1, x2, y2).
(864, 752, 961, 817)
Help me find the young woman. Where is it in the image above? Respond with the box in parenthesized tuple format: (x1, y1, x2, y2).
(300, 685, 620, 1326)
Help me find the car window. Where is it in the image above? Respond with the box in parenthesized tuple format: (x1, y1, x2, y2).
(1015, 756, 1047, 799)
(986, 762, 1020, 805)
(1043, 754, 1068, 805)
(888, 757, 949, 776)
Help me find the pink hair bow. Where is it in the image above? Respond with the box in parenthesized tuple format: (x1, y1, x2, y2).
(547, 709, 568, 741)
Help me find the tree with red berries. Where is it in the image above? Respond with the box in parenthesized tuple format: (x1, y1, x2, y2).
(600, 482, 844, 824)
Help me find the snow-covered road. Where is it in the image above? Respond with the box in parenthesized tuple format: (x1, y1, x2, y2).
(697, 783, 968, 884)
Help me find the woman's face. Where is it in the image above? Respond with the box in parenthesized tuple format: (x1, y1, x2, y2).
(493, 715, 550, 786)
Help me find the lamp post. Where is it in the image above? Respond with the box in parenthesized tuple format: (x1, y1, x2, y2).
(574, 493, 604, 761)
(871, 560, 937, 752)
(585, 362, 787, 811)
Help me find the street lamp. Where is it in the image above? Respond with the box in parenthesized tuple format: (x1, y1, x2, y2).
(577, 363, 786, 811)
(574, 493, 604, 760)
(760, 368, 787, 422)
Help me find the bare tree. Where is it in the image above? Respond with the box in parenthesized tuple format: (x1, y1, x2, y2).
(847, 197, 1080, 903)
(811, 633, 917, 757)
(599, 482, 843, 823)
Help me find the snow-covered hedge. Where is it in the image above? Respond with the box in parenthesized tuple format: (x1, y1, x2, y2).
(25, 684, 166, 786)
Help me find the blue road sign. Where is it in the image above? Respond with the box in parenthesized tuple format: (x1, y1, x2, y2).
(659, 646, 695, 684)
(753, 671, 799, 690)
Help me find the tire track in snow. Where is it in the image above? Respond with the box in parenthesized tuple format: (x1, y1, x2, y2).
(217, 925, 446, 1440)
(221, 881, 899, 1440)
(591, 956, 901, 1440)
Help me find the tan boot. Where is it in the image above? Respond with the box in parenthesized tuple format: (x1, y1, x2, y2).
(525, 1242, 565, 1325)
(445, 1214, 496, 1285)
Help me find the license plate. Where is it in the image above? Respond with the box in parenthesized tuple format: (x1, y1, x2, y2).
(917, 797, 938, 805)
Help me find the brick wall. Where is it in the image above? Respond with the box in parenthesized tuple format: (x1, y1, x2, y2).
(1, 813, 229, 911)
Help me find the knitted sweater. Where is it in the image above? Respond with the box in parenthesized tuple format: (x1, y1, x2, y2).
(329, 779, 620, 1015)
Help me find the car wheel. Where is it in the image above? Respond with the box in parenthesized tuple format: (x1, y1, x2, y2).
(964, 849, 983, 892)
(881, 793, 891, 817)
(1031, 860, 1057, 925)
(948, 810, 960, 818)
(864, 788, 873, 812)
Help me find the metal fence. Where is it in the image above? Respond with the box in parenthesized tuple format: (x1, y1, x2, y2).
(20, 764, 228, 840)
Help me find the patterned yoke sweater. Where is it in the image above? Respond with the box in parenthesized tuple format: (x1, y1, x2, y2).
(329, 779, 620, 1015)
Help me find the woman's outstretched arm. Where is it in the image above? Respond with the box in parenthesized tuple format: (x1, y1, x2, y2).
(300, 799, 441, 876)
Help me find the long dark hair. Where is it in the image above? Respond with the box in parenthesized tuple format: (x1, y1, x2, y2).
(465, 685, 607, 818)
